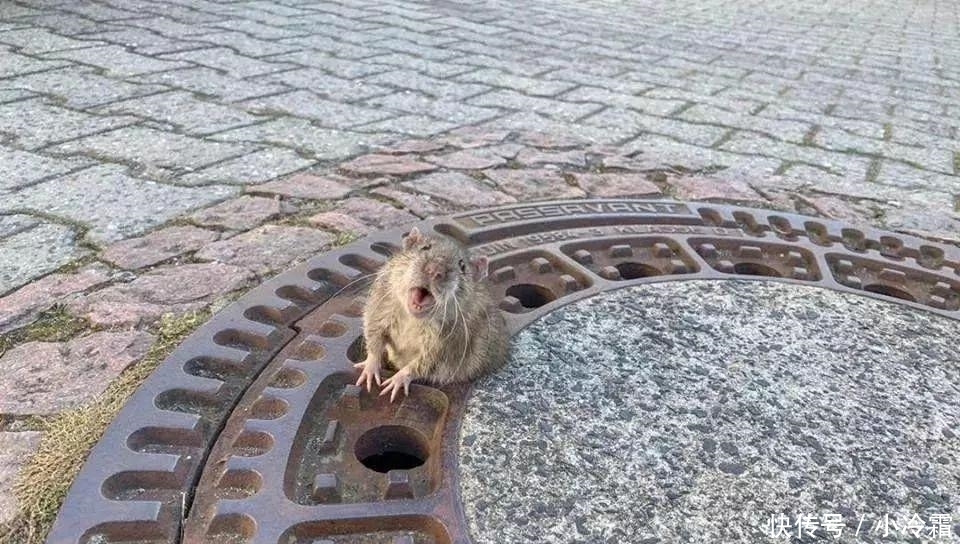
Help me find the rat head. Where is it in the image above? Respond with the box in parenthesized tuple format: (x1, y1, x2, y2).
(395, 227, 488, 320)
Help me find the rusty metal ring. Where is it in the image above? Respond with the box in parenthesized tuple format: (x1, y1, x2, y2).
(46, 199, 960, 544)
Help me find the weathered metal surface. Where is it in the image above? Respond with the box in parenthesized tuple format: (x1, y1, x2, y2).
(46, 200, 960, 544)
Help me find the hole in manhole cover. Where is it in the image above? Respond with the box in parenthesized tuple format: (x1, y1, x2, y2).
(45, 199, 960, 544)
(355, 425, 429, 473)
(504, 282, 554, 309)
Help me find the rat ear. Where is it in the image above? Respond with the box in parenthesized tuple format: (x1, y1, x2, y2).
(471, 255, 489, 281)
(403, 227, 423, 250)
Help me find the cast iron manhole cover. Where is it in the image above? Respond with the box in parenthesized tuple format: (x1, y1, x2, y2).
(45, 200, 960, 543)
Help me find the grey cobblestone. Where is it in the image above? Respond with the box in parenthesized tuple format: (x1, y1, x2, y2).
(266, 50, 389, 77)
(94, 90, 262, 136)
(0, 147, 90, 193)
(6, 165, 235, 243)
(0, 219, 83, 296)
(366, 91, 502, 125)
(561, 86, 684, 117)
(586, 107, 728, 147)
(0, 98, 138, 150)
(45, 44, 190, 77)
(209, 117, 384, 160)
(243, 90, 393, 128)
(363, 69, 488, 101)
(456, 68, 573, 97)
(4, 66, 164, 108)
(262, 68, 390, 101)
(469, 90, 600, 122)
(0, 27, 101, 54)
(0, 49, 69, 78)
(132, 67, 288, 102)
(176, 147, 312, 186)
(161, 46, 296, 78)
(49, 125, 250, 175)
(362, 52, 474, 78)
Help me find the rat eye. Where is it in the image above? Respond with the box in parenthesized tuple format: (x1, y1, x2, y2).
(458, 259, 466, 272)
(420, 243, 431, 251)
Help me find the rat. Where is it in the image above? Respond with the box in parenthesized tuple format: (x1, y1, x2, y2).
(355, 226, 509, 401)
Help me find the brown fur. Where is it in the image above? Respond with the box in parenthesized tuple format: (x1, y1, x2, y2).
(361, 228, 508, 386)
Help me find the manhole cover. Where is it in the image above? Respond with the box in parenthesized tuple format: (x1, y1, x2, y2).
(46, 200, 960, 544)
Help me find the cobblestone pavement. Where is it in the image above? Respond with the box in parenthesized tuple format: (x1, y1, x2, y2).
(0, 0, 959, 533)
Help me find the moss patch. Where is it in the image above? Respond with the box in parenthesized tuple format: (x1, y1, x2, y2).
(0, 310, 210, 544)
(0, 305, 89, 358)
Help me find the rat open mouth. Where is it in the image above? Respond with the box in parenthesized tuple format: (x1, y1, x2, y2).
(408, 287, 436, 317)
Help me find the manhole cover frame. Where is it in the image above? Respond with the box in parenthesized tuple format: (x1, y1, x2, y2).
(45, 199, 960, 544)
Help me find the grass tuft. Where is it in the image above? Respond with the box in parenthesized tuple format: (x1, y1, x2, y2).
(0, 310, 210, 544)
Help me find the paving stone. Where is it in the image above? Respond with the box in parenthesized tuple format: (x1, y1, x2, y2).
(364, 70, 487, 102)
(352, 115, 459, 138)
(177, 148, 313, 186)
(0, 264, 112, 334)
(79, 27, 209, 56)
(457, 68, 573, 96)
(363, 53, 474, 78)
(440, 128, 513, 149)
(101, 225, 220, 270)
(265, 50, 390, 77)
(668, 175, 765, 203)
(161, 47, 295, 78)
(426, 148, 507, 170)
(515, 132, 588, 149)
(560, 86, 684, 117)
(7, 165, 236, 244)
(248, 173, 354, 200)
(69, 263, 255, 328)
(0, 147, 89, 193)
(0, 431, 42, 525)
(794, 194, 878, 226)
(0, 215, 38, 240)
(45, 44, 190, 77)
(882, 208, 960, 243)
(484, 168, 586, 200)
(366, 91, 503, 125)
(469, 90, 601, 122)
(401, 172, 518, 208)
(874, 161, 960, 194)
(0, 50, 69, 78)
(0, 220, 84, 297)
(0, 331, 155, 415)
(571, 173, 662, 198)
(0, 27, 101, 54)
(195, 225, 335, 276)
(209, 118, 382, 160)
(243, 90, 393, 128)
(133, 67, 288, 102)
(94, 91, 262, 136)
(262, 68, 390, 101)
(49, 126, 249, 175)
(308, 197, 417, 234)
(584, 108, 728, 147)
(0, 98, 137, 150)
(192, 30, 300, 57)
(191, 195, 295, 231)
(377, 139, 448, 154)
(3, 66, 163, 109)
(340, 153, 438, 176)
(478, 111, 634, 145)
(514, 148, 587, 167)
(371, 186, 458, 217)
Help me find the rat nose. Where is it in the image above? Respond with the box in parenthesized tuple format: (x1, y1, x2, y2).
(424, 262, 445, 281)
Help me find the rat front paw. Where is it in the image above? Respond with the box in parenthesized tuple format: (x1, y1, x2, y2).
(379, 367, 413, 403)
(353, 357, 382, 392)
